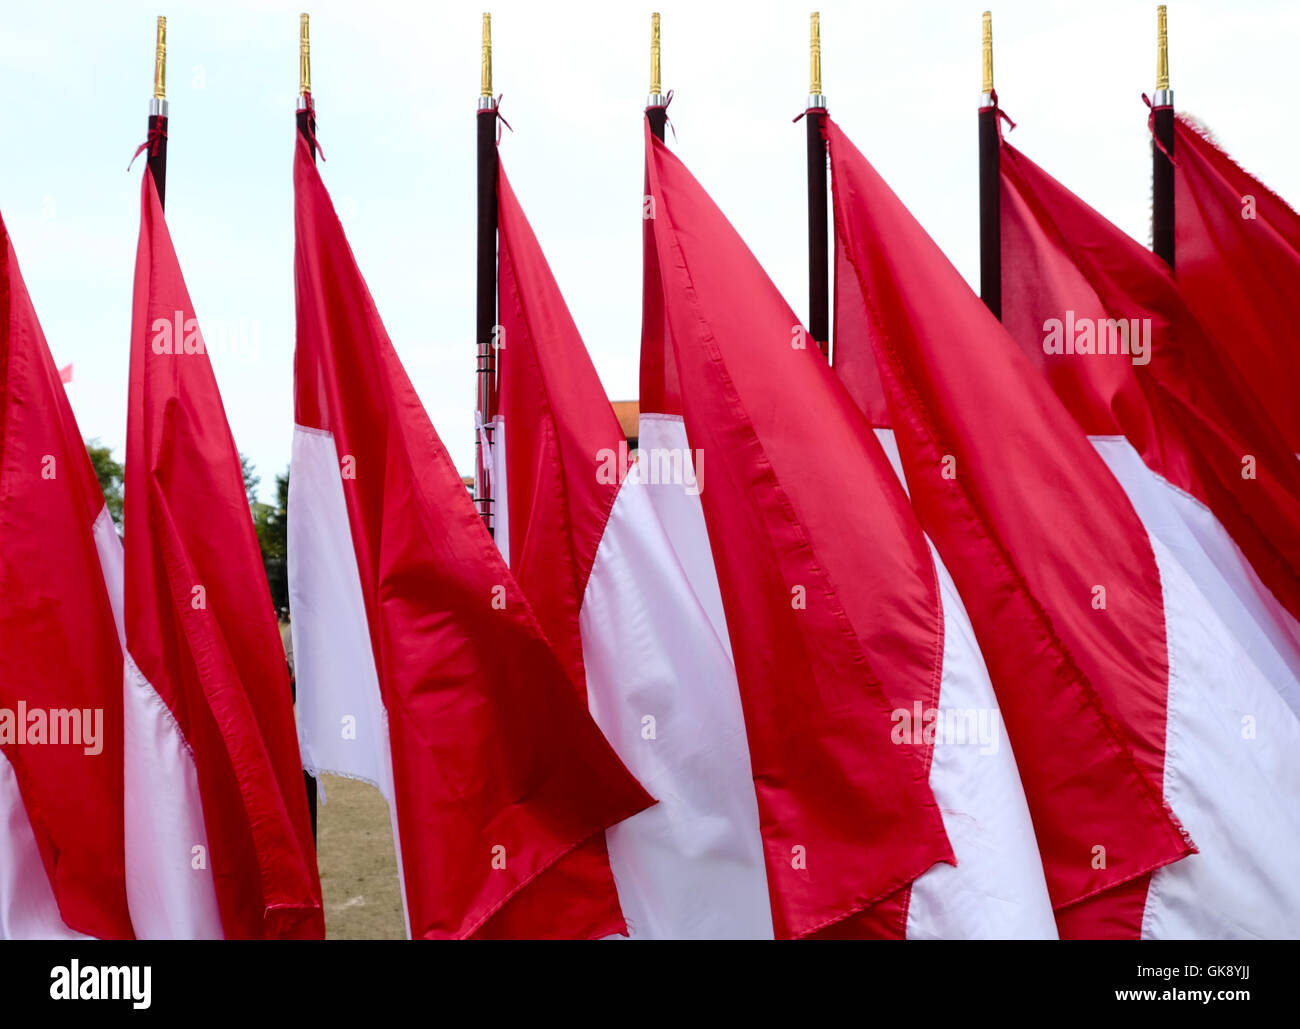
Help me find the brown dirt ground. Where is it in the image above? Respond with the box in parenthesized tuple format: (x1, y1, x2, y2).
(315, 773, 406, 939)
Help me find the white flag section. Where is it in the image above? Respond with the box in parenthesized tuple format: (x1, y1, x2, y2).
(1141, 533, 1300, 937)
(872, 429, 1056, 939)
(105, 520, 225, 941)
(1094, 438, 1300, 719)
(289, 427, 393, 800)
(0, 752, 88, 940)
(288, 425, 409, 934)
(576, 415, 773, 940)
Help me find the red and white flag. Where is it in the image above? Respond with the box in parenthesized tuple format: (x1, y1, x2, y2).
(999, 137, 1300, 719)
(496, 161, 769, 938)
(124, 169, 324, 939)
(633, 120, 1054, 938)
(1173, 115, 1300, 454)
(290, 136, 653, 939)
(826, 114, 1300, 938)
(0, 215, 132, 940)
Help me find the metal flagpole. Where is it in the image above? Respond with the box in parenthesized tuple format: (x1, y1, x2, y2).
(806, 13, 829, 357)
(646, 13, 667, 142)
(294, 11, 320, 844)
(475, 13, 499, 534)
(149, 17, 169, 209)
(1151, 5, 1175, 269)
(978, 11, 1001, 319)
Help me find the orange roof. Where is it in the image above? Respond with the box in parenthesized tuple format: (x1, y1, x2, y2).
(611, 400, 639, 440)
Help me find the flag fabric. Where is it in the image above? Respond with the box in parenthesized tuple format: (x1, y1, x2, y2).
(57, 363, 72, 384)
(1173, 115, 1300, 454)
(290, 135, 653, 940)
(639, 119, 1055, 938)
(999, 138, 1300, 717)
(495, 159, 772, 938)
(825, 113, 1300, 938)
(0, 215, 131, 940)
(125, 168, 324, 940)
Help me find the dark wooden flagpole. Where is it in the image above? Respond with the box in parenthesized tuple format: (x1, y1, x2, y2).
(806, 13, 829, 357)
(475, 13, 499, 535)
(1151, 5, 1175, 269)
(978, 11, 1001, 319)
(149, 16, 169, 209)
(294, 12, 319, 844)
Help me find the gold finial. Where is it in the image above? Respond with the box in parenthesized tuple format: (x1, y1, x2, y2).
(481, 13, 493, 98)
(981, 11, 993, 95)
(650, 13, 661, 96)
(1156, 5, 1169, 91)
(299, 13, 311, 96)
(153, 16, 167, 100)
(810, 13, 822, 96)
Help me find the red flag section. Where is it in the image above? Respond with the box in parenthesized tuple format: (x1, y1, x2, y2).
(0, 216, 132, 940)
(125, 170, 323, 940)
(824, 116, 1194, 938)
(643, 121, 961, 938)
(1174, 116, 1300, 454)
(290, 136, 653, 939)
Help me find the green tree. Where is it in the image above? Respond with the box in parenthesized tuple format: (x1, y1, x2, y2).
(239, 452, 261, 506)
(85, 438, 124, 530)
(253, 469, 289, 615)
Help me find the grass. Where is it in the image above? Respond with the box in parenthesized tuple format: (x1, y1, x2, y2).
(315, 773, 406, 940)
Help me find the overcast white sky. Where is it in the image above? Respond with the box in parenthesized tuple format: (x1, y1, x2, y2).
(1, 1, 1296, 499)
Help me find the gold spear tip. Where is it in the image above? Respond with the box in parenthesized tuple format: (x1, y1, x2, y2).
(300, 13, 311, 96)
(810, 12, 822, 97)
(1156, 5, 1169, 91)
(982, 11, 993, 95)
(650, 13, 661, 97)
(154, 15, 167, 100)
(481, 13, 493, 98)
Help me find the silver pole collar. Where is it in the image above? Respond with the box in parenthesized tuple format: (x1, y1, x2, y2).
(477, 95, 497, 111)
(1152, 88, 1174, 107)
(806, 94, 827, 110)
(149, 98, 169, 118)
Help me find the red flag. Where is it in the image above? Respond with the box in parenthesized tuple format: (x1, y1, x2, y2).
(1, 215, 132, 939)
(290, 136, 653, 939)
(1174, 116, 1300, 453)
(57, 363, 72, 384)
(125, 170, 323, 939)
(642, 120, 1058, 938)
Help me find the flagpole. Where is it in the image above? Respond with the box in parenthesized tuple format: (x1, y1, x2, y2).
(475, 13, 499, 534)
(296, 13, 318, 162)
(149, 16, 169, 209)
(1151, 5, 1175, 268)
(805, 12, 829, 357)
(294, 12, 320, 844)
(646, 14, 667, 142)
(978, 11, 1000, 318)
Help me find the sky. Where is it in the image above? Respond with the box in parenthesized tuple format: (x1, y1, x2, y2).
(1, 0, 1296, 501)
